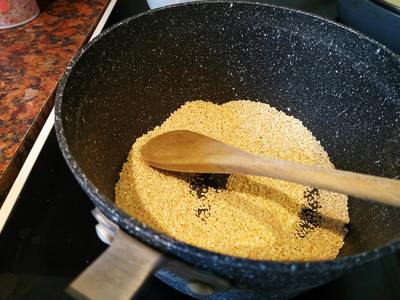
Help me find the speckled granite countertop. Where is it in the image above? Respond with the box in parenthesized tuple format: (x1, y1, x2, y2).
(0, 0, 109, 201)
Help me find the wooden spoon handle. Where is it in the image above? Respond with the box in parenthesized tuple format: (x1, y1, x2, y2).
(230, 152, 400, 207)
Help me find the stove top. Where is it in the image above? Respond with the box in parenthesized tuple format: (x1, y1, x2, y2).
(0, 129, 190, 299)
(1, 1, 400, 299)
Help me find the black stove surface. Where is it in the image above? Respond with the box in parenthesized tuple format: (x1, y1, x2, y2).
(0, 129, 191, 300)
(1, 1, 400, 299)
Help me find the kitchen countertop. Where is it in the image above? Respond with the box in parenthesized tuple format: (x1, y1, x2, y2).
(0, 0, 109, 202)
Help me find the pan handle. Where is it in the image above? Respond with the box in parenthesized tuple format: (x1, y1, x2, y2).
(67, 209, 164, 300)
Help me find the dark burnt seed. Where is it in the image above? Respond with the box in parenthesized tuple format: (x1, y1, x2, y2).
(296, 188, 322, 238)
(189, 174, 228, 221)
(189, 173, 229, 199)
(195, 204, 212, 222)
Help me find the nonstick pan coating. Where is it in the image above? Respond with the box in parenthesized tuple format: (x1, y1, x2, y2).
(55, 2, 400, 298)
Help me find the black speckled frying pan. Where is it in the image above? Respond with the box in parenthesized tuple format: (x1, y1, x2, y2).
(55, 2, 400, 299)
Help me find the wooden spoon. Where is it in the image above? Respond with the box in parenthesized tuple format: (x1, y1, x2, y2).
(140, 130, 400, 207)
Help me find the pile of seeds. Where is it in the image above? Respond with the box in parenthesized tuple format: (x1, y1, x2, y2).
(115, 100, 349, 261)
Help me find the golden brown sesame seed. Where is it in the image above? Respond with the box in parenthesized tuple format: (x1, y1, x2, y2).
(115, 100, 349, 261)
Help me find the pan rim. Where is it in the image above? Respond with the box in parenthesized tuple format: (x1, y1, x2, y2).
(54, 0, 400, 274)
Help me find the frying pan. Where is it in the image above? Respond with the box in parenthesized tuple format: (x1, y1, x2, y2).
(54, 1, 400, 299)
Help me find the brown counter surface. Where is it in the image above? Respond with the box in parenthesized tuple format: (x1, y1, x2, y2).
(0, 0, 109, 202)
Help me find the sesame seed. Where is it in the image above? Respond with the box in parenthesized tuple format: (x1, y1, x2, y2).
(115, 100, 349, 261)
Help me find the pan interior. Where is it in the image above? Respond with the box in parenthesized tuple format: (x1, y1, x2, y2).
(59, 3, 400, 258)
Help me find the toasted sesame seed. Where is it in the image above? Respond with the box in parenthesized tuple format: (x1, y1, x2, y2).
(115, 100, 349, 261)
